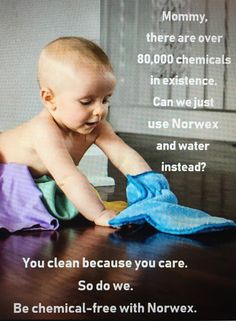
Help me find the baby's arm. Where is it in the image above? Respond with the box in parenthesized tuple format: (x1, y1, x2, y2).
(33, 119, 115, 226)
(95, 121, 151, 175)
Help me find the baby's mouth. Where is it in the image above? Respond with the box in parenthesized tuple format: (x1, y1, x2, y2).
(85, 121, 99, 126)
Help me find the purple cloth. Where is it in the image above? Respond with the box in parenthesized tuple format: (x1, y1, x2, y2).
(0, 163, 59, 232)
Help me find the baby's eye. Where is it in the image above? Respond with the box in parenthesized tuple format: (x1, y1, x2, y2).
(103, 97, 111, 104)
(80, 100, 92, 106)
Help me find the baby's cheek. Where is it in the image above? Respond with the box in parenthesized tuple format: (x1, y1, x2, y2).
(70, 107, 89, 122)
(79, 111, 91, 122)
(102, 108, 108, 119)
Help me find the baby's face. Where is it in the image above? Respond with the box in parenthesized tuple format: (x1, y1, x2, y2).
(51, 64, 116, 134)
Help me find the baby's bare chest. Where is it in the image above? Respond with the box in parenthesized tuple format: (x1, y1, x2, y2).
(63, 134, 95, 165)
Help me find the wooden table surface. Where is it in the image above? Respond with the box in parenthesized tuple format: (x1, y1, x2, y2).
(0, 134, 236, 320)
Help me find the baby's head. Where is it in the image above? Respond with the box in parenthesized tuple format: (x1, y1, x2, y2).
(38, 37, 116, 134)
(38, 36, 114, 89)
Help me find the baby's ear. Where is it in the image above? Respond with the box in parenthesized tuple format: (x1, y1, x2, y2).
(40, 87, 57, 111)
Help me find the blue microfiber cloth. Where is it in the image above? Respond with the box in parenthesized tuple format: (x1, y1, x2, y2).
(109, 171, 236, 235)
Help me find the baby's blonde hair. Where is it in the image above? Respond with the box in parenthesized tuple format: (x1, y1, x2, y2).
(37, 36, 113, 88)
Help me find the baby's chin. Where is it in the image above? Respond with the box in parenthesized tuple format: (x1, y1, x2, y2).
(75, 124, 98, 135)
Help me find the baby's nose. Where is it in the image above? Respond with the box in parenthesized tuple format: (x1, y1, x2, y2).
(93, 103, 107, 117)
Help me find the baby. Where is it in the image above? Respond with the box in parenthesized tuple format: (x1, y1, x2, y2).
(0, 36, 151, 226)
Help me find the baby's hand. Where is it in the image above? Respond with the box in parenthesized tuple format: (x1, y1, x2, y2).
(93, 209, 117, 227)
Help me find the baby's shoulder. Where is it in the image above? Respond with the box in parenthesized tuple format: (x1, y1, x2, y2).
(29, 111, 63, 138)
(0, 120, 31, 143)
(30, 110, 55, 127)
